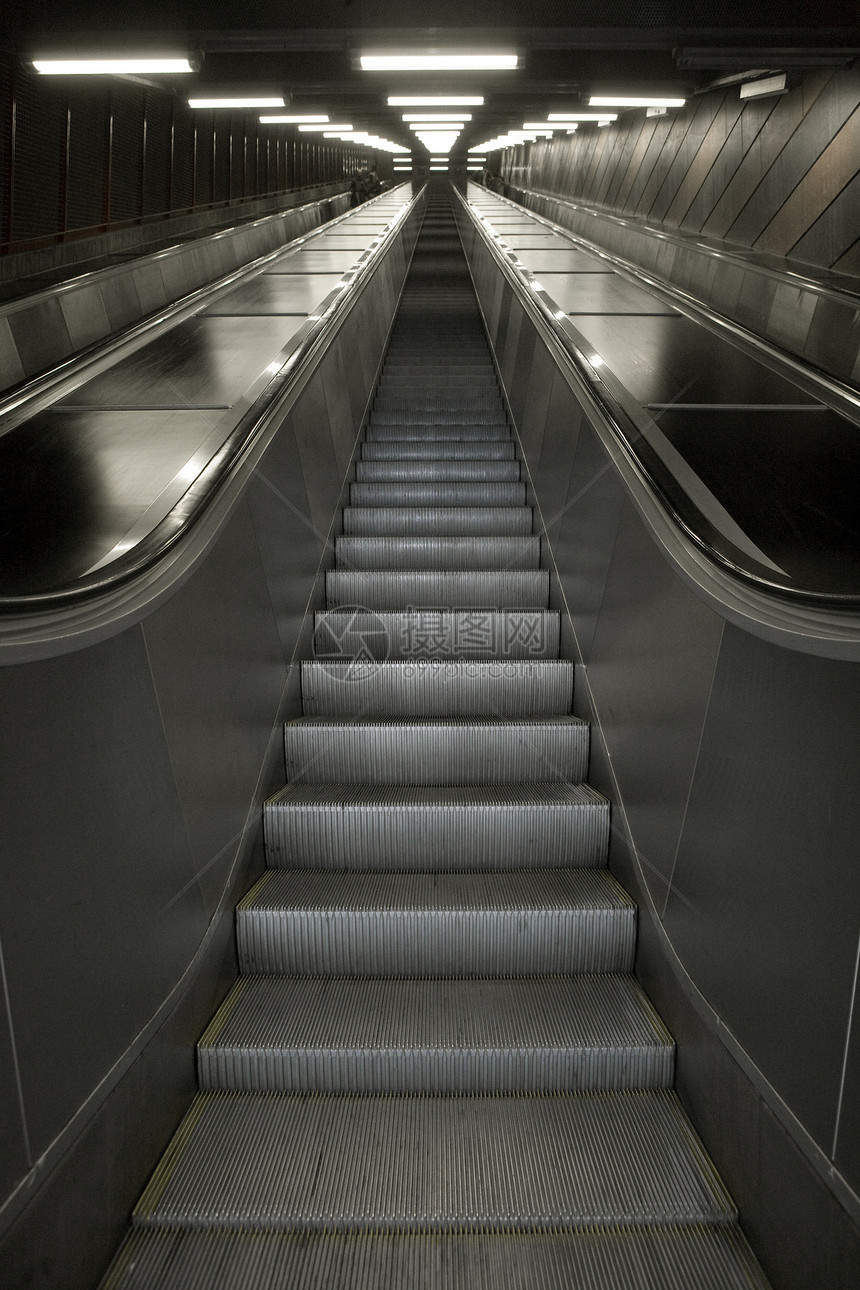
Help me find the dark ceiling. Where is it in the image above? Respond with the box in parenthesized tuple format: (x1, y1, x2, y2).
(2, 2, 857, 153)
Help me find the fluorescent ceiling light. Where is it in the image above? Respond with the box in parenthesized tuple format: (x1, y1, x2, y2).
(33, 58, 194, 75)
(361, 53, 517, 71)
(260, 114, 329, 124)
(589, 96, 685, 107)
(409, 122, 464, 131)
(402, 113, 472, 121)
(430, 165, 449, 170)
(389, 96, 484, 106)
(299, 123, 352, 131)
(547, 113, 618, 122)
(189, 97, 285, 109)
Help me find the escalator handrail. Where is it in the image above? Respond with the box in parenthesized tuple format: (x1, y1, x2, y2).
(0, 186, 424, 617)
(455, 186, 860, 616)
(0, 185, 407, 436)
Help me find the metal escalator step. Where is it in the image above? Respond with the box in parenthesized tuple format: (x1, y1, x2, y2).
(373, 396, 504, 416)
(236, 869, 635, 975)
(312, 609, 558, 660)
(104, 1225, 772, 1290)
(326, 569, 547, 609)
(334, 536, 539, 571)
(366, 424, 510, 441)
(132, 1089, 737, 1231)
(342, 507, 532, 536)
(384, 356, 492, 366)
(378, 375, 499, 389)
(382, 360, 496, 372)
(371, 407, 505, 425)
(284, 716, 586, 783)
(301, 659, 572, 717)
(351, 483, 525, 506)
(263, 782, 608, 869)
(198, 975, 675, 1093)
(361, 441, 515, 460)
(355, 460, 520, 482)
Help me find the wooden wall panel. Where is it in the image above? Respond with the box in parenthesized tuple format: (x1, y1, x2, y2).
(508, 64, 860, 275)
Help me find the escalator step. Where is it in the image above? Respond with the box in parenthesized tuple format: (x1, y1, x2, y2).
(351, 483, 525, 506)
(326, 569, 547, 608)
(342, 507, 532, 536)
(361, 441, 515, 460)
(283, 716, 586, 783)
(312, 609, 558, 660)
(366, 424, 511, 441)
(236, 868, 635, 975)
(334, 536, 539, 571)
(263, 782, 608, 869)
(132, 1090, 736, 1232)
(371, 407, 505, 425)
(301, 658, 572, 717)
(355, 460, 520, 482)
(198, 975, 675, 1093)
(104, 1225, 772, 1290)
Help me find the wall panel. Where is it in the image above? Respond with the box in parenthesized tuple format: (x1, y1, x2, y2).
(506, 65, 860, 273)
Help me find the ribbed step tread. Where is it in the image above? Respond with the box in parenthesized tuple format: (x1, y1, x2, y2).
(326, 570, 547, 609)
(104, 1225, 771, 1290)
(133, 1090, 737, 1231)
(383, 360, 496, 371)
(334, 536, 539, 571)
(198, 976, 675, 1093)
(301, 659, 573, 718)
(371, 407, 505, 425)
(237, 868, 635, 975)
(263, 782, 609, 870)
(312, 610, 559, 661)
(352, 483, 525, 507)
(343, 507, 531, 536)
(284, 716, 586, 783)
(374, 398, 504, 417)
(366, 425, 511, 441)
(378, 375, 499, 389)
(361, 441, 515, 460)
(355, 461, 520, 482)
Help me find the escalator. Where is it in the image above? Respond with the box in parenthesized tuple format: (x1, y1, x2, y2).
(101, 197, 770, 1288)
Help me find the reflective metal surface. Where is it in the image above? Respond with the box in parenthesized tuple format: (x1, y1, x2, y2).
(0, 189, 417, 602)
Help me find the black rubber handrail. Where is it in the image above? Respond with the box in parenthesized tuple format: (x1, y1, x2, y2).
(456, 187, 860, 611)
(0, 186, 424, 615)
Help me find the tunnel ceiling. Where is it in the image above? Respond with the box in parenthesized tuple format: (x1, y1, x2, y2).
(1, 1, 857, 153)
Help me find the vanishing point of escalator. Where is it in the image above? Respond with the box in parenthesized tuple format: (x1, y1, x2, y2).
(102, 196, 770, 1288)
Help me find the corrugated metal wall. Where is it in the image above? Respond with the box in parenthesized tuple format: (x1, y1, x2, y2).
(503, 66, 860, 274)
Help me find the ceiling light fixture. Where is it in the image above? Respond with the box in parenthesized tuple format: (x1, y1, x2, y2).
(402, 113, 472, 121)
(388, 96, 484, 106)
(361, 53, 517, 71)
(589, 96, 685, 108)
(189, 97, 285, 109)
(260, 114, 330, 124)
(298, 123, 352, 131)
(33, 57, 195, 75)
